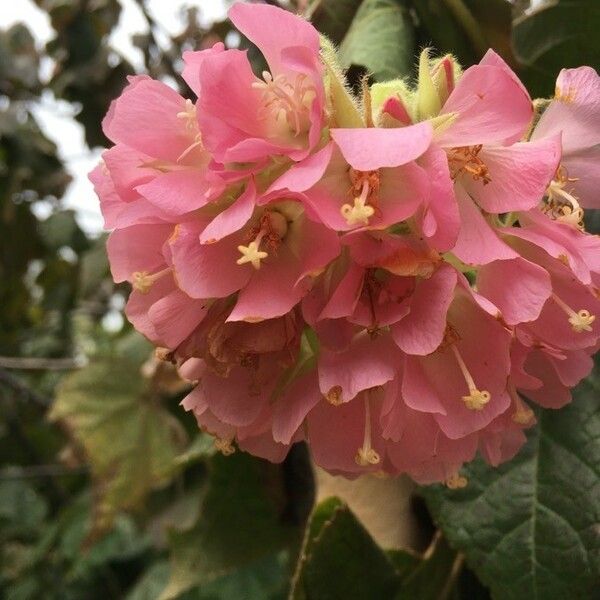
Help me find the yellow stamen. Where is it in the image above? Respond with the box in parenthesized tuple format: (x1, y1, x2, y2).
(214, 437, 235, 456)
(355, 394, 381, 467)
(132, 267, 171, 294)
(448, 144, 491, 184)
(451, 345, 491, 411)
(325, 385, 343, 406)
(545, 167, 584, 229)
(252, 71, 315, 136)
(552, 293, 595, 333)
(446, 471, 468, 489)
(341, 180, 375, 226)
(237, 241, 268, 270)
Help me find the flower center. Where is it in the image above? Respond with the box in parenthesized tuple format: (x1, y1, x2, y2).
(355, 393, 381, 467)
(544, 166, 584, 229)
(552, 293, 596, 333)
(237, 210, 289, 270)
(132, 267, 171, 294)
(252, 71, 316, 137)
(341, 169, 380, 227)
(448, 144, 491, 184)
(450, 343, 491, 411)
(176, 99, 204, 162)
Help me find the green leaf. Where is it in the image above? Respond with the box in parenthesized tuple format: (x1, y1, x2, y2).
(409, 0, 475, 66)
(307, 0, 363, 44)
(50, 358, 186, 533)
(291, 497, 399, 599)
(291, 497, 462, 599)
(423, 366, 600, 600)
(395, 533, 460, 600)
(161, 452, 294, 600)
(0, 478, 48, 538)
(339, 0, 416, 82)
(513, 0, 600, 96)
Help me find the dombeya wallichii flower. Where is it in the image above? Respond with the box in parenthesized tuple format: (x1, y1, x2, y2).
(92, 2, 600, 486)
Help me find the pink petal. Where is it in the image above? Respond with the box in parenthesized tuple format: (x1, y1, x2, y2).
(331, 122, 433, 170)
(102, 76, 195, 162)
(200, 180, 256, 244)
(452, 186, 518, 265)
(318, 333, 399, 403)
(227, 246, 305, 322)
(437, 64, 532, 148)
(417, 146, 460, 251)
(148, 288, 208, 348)
(562, 147, 600, 209)
(125, 275, 174, 344)
(402, 356, 447, 414)
(170, 221, 251, 298)
(534, 66, 600, 154)
(198, 366, 272, 427)
(272, 373, 321, 444)
(136, 170, 214, 216)
(391, 264, 458, 355)
(107, 223, 173, 283)
(103, 144, 156, 202)
(266, 143, 333, 195)
(319, 265, 365, 320)
(228, 2, 320, 77)
(461, 136, 561, 213)
(307, 392, 385, 474)
(294, 216, 341, 283)
(181, 42, 225, 97)
(476, 258, 552, 325)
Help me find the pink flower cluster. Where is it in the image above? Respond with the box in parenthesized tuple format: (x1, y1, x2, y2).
(92, 3, 600, 485)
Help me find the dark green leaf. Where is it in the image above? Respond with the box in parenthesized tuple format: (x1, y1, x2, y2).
(513, 0, 600, 96)
(307, 0, 363, 44)
(409, 0, 475, 66)
(395, 533, 459, 600)
(161, 453, 294, 600)
(291, 497, 399, 599)
(423, 366, 600, 600)
(339, 0, 416, 81)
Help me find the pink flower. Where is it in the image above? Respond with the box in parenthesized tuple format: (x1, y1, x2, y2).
(183, 2, 325, 165)
(169, 179, 340, 322)
(92, 2, 600, 485)
(533, 67, 600, 209)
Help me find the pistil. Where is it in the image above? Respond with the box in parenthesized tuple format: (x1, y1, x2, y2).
(451, 345, 491, 411)
(237, 211, 288, 270)
(355, 393, 381, 467)
(552, 293, 595, 333)
(341, 169, 380, 227)
(132, 267, 171, 294)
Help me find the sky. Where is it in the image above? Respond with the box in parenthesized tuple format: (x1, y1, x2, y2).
(0, 0, 228, 235)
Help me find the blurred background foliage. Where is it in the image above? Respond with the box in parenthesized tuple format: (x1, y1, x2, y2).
(0, 1, 598, 598)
